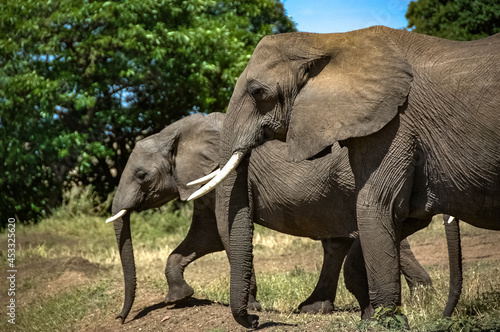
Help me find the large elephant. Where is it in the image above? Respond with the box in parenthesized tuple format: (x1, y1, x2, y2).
(107, 112, 448, 324)
(189, 26, 499, 326)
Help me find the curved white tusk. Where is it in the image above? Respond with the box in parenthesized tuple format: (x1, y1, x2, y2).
(446, 216, 455, 224)
(106, 209, 128, 223)
(187, 169, 221, 186)
(187, 152, 245, 201)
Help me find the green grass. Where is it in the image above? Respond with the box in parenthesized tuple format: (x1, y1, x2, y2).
(1, 187, 500, 331)
(0, 280, 116, 332)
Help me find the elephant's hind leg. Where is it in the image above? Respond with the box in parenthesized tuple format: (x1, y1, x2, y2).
(298, 238, 353, 314)
(400, 237, 432, 291)
(344, 237, 373, 319)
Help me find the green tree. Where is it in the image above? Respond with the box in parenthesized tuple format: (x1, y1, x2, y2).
(406, 0, 500, 40)
(0, 0, 295, 226)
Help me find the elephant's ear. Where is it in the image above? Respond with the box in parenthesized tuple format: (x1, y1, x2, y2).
(286, 28, 413, 162)
(173, 113, 223, 201)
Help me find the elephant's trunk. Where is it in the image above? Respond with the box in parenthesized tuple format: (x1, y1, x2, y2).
(215, 134, 258, 328)
(443, 216, 462, 317)
(228, 163, 259, 328)
(113, 210, 136, 323)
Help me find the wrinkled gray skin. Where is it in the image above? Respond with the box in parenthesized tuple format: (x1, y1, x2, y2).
(111, 113, 460, 324)
(213, 26, 499, 326)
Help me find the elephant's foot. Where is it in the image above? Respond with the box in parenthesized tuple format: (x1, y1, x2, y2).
(164, 283, 194, 304)
(234, 313, 259, 329)
(247, 294, 262, 311)
(361, 304, 375, 320)
(298, 300, 334, 314)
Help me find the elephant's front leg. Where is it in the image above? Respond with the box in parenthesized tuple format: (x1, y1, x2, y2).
(347, 125, 417, 316)
(356, 191, 406, 310)
(298, 238, 353, 313)
(344, 217, 432, 319)
(165, 196, 225, 304)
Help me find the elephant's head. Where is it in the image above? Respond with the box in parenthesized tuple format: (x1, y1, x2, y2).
(188, 26, 413, 200)
(108, 112, 223, 323)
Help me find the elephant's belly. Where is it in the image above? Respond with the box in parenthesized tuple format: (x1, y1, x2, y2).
(410, 176, 500, 230)
(454, 208, 500, 230)
(253, 203, 358, 240)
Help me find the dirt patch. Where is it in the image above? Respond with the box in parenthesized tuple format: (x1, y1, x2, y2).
(7, 256, 102, 309)
(78, 296, 338, 332)
(19, 256, 101, 282)
(42, 257, 101, 294)
(50, 256, 101, 275)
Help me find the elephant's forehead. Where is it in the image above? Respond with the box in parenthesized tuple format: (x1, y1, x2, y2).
(245, 57, 289, 84)
(135, 137, 160, 153)
(247, 56, 277, 72)
(253, 39, 278, 58)
(248, 41, 288, 69)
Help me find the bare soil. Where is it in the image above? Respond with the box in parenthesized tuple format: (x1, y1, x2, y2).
(11, 224, 500, 332)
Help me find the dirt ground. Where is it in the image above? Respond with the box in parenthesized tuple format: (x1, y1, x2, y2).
(11, 224, 500, 332)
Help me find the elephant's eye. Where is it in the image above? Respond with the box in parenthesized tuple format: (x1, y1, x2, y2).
(250, 87, 265, 99)
(248, 79, 268, 101)
(135, 170, 148, 182)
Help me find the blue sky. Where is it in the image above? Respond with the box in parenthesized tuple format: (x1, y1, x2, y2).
(282, 0, 413, 33)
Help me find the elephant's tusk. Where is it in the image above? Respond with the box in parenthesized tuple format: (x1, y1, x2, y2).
(187, 151, 245, 201)
(106, 209, 128, 223)
(446, 216, 455, 224)
(186, 169, 221, 186)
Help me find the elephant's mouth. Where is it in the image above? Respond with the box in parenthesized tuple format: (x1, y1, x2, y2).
(186, 151, 246, 201)
(264, 121, 287, 142)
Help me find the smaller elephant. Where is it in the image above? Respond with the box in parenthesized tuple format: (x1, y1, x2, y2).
(107, 113, 459, 323)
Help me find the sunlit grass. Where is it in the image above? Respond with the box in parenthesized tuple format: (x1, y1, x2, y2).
(0, 281, 117, 332)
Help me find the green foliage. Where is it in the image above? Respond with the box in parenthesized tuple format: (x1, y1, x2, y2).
(358, 306, 408, 331)
(0, 0, 296, 226)
(253, 267, 319, 311)
(406, 0, 500, 40)
(54, 184, 113, 218)
(428, 315, 500, 332)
